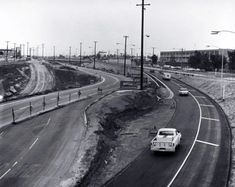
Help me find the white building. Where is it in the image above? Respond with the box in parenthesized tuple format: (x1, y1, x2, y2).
(160, 49, 233, 67)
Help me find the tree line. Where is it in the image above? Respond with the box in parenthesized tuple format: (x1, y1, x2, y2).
(188, 50, 235, 71)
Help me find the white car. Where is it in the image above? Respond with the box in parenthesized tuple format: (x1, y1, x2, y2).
(151, 128, 181, 152)
(162, 73, 171, 80)
(178, 87, 189, 96)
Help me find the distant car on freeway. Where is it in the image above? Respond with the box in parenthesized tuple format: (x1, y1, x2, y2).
(0, 95, 3, 102)
(179, 87, 189, 96)
(162, 73, 171, 80)
(151, 128, 181, 152)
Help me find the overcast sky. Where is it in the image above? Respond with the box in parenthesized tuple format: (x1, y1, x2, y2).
(0, 0, 234, 56)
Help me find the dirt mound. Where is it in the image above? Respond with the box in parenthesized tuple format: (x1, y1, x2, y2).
(77, 90, 161, 186)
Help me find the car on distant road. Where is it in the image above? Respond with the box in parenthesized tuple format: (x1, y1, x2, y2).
(151, 128, 181, 152)
(162, 73, 171, 80)
(179, 87, 189, 96)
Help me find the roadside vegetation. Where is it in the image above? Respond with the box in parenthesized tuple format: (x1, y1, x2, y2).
(188, 50, 235, 72)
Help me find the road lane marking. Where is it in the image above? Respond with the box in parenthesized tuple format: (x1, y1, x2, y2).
(29, 138, 39, 150)
(18, 106, 29, 111)
(46, 118, 51, 126)
(196, 140, 219, 147)
(201, 117, 220, 122)
(200, 104, 215, 107)
(0, 169, 11, 180)
(12, 161, 18, 167)
(49, 98, 56, 101)
(194, 96, 206, 98)
(147, 73, 174, 99)
(167, 92, 202, 187)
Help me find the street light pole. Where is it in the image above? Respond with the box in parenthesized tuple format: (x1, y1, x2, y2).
(53, 46, 56, 62)
(209, 30, 235, 100)
(93, 41, 97, 69)
(137, 0, 150, 90)
(116, 43, 120, 64)
(13, 43, 16, 61)
(27, 42, 29, 57)
(206, 44, 225, 100)
(69, 46, 71, 63)
(123, 35, 128, 76)
(152, 47, 156, 56)
(80, 42, 82, 66)
(6, 41, 10, 62)
(42, 43, 44, 59)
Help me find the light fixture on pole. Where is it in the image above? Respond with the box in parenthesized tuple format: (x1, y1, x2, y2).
(137, 0, 150, 90)
(211, 30, 235, 35)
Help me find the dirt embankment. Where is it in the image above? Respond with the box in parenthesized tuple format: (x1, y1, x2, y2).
(0, 63, 31, 98)
(77, 89, 175, 187)
(0, 62, 99, 102)
(45, 64, 99, 91)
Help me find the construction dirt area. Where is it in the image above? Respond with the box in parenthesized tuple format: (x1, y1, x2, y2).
(0, 60, 99, 101)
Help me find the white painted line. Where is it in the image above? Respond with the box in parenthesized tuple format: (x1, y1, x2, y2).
(0, 132, 4, 136)
(200, 104, 215, 108)
(145, 73, 160, 87)
(12, 161, 18, 167)
(167, 92, 202, 187)
(196, 140, 219, 147)
(194, 96, 206, 98)
(84, 112, 87, 125)
(18, 106, 29, 110)
(147, 73, 174, 99)
(50, 98, 56, 101)
(0, 169, 11, 180)
(29, 138, 39, 150)
(46, 118, 51, 126)
(201, 117, 220, 122)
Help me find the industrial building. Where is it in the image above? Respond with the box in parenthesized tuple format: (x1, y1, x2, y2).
(160, 49, 233, 67)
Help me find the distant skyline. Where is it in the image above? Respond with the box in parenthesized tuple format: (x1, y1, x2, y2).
(0, 0, 235, 56)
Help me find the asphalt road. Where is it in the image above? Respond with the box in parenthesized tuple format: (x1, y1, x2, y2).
(0, 67, 121, 128)
(0, 67, 126, 186)
(105, 71, 231, 187)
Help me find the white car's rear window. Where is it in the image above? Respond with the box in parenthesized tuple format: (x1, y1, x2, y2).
(159, 131, 174, 136)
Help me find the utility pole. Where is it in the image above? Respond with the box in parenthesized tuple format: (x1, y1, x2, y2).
(123, 36, 128, 76)
(69, 46, 71, 63)
(20, 44, 22, 58)
(42, 43, 44, 59)
(93, 41, 97, 69)
(23, 44, 25, 58)
(6, 41, 10, 62)
(116, 43, 120, 64)
(13, 43, 16, 61)
(27, 42, 29, 57)
(152, 47, 156, 56)
(137, 0, 150, 90)
(80, 42, 82, 66)
(53, 46, 56, 62)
